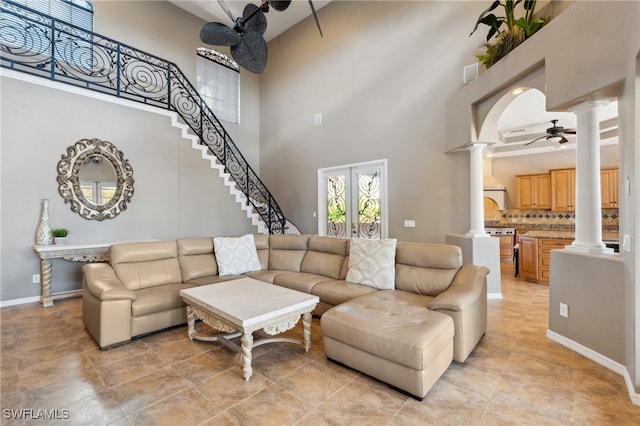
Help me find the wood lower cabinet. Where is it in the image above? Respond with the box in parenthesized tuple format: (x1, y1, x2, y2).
(519, 236, 573, 284)
(538, 238, 573, 283)
(516, 174, 551, 209)
(498, 235, 515, 260)
(519, 236, 538, 282)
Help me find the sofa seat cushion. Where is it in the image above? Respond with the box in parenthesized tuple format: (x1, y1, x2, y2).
(311, 279, 379, 307)
(273, 272, 329, 293)
(247, 270, 296, 283)
(131, 283, 195, 317)
(321, 290, 453, 370)
(183, 275, 243, 286)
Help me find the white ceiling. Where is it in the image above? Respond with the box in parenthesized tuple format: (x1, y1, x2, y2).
(171, 1, 619, 158)
(169, 0, 332, 42)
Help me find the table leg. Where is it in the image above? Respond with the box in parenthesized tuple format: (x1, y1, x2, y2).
(240, 333, 253, 381)
(302, 312, 312, 352)
(40, 259, 54, 308)
(186, 306, 196, 340)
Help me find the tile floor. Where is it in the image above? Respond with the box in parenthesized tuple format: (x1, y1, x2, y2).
(1, 263, 639, 425)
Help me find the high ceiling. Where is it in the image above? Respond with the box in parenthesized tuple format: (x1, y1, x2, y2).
(169, 0, 332, 42)
(171, 1, 619, 158)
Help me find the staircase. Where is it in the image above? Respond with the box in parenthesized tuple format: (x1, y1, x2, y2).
(0, 0, 297, 235)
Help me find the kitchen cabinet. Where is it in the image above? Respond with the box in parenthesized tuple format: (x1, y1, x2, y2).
(519, 236, 538, 282)
(538, 238, 573, 283)
(498, 235, 514, 260)
(516, 174, 551, 209)
(550, 168, 575, 212)
(601, 168, 619, 208)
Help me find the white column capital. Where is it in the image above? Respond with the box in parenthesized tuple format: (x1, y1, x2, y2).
(569, 100, 609, 114)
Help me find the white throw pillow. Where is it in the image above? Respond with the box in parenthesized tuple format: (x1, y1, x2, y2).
(346, 238, 397, 289)
(213, 234, 262, 276)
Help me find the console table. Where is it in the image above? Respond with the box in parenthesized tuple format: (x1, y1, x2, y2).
(33, 243, 111, 307)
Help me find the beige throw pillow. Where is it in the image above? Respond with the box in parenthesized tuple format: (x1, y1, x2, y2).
(213, 234, 261, 276)
(346, 238, 397, 289)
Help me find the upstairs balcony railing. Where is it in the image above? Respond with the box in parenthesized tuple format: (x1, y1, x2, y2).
(0, 0, 287, 234)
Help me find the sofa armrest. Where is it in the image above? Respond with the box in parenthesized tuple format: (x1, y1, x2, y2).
(83, 263, 136, 301)
(429, 265, 488, 311)
(428, 265, 489, 363)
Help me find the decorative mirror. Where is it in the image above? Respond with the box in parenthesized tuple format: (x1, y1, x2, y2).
(57, 138, 134, 221)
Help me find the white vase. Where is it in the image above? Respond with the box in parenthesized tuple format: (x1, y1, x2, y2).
(36, 199, 53, 245)
(54, 237, 67, 245)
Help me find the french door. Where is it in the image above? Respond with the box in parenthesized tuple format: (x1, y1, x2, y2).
(317, 160, 388, 239)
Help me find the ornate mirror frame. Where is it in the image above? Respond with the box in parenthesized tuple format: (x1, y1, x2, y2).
(57, 138, 134, 221)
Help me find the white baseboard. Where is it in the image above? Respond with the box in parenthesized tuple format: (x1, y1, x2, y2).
(0, 295, 40, 308)
(547, 329, 640, 406)
(0, 290, 82, 308)
(487, 292, 503, 300)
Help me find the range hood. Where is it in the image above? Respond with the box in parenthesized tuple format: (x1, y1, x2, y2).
(483, 175, 507, 210)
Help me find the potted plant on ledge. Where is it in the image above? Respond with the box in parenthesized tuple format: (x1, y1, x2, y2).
(470, 0, 549, 69)
(52, 228, 70, 245)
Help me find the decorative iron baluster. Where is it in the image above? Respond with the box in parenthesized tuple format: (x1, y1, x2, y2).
(0, 0, 286, 233)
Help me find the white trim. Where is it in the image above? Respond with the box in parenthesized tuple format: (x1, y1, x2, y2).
(0, 296, 40, 308)
(547, 329, 640, 406)
(487, 292, 503, 300)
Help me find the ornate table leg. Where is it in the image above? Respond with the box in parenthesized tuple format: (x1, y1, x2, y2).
(186, 306, 196, 340)
(40, 259, 54, 308)
(302, 312, 312, 352)
(240, 333, 253, 381)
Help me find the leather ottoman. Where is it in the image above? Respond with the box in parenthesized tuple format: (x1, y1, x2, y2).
(321, 290, 454, 399)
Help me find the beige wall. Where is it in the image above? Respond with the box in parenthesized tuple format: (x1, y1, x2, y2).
(259, 1, 487, 242)
(0, 1, 261, 302)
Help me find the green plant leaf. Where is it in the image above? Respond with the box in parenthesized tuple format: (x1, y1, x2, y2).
(470, 0, 501, 36)
(523, 0, 536, 11)
(479, 14, 503, 41)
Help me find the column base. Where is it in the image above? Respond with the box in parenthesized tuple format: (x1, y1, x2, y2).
(565, 242, 614, 254)
(466, 231, 490, 237)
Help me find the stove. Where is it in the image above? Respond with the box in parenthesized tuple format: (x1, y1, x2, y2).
(485, 227, 515, 235)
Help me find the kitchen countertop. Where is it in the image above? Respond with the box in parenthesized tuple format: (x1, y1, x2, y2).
(520, 230, 619, 242)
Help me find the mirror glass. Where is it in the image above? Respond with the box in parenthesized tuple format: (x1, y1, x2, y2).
(57, 138, 134, 221)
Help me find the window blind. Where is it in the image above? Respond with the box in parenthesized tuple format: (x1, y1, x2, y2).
(16, 0, 93, 31)
(197, 48, 240, 125)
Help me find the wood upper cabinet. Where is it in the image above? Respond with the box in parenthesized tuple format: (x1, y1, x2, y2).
(601, 168, 619, 208)
(550, 168, 576, 212)
(516, 174, 551, 209)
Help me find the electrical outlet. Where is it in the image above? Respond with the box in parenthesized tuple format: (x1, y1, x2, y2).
(32, 274, 40, 284)
(623, 234, 631, 253)
(559, 303, 569, 318)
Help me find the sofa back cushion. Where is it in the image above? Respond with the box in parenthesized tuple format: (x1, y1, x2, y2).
(177, 238, 217, 281)
(268, 234, 309, 271)
(253, 234, 270, 270)
(301, 236, 348, 279)
(110, 241, 182, 291)
(394, 242, 462, 296)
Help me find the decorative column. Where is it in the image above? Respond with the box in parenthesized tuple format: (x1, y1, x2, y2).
(568, 101, 611, 253)
(467, 143, 489, 237)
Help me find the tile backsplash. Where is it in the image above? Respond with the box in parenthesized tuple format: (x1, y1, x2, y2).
(485, 208, 619, 230)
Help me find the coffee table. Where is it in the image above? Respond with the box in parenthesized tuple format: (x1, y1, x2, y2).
(179, 277, 319, 380)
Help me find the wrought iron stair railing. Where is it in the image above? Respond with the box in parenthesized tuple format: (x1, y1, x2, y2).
(0, 0, 287, 234)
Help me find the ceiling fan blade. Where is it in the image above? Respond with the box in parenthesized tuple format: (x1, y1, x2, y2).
(268, 0, 291, 12)
(200, 22, 241, 46)
(216, 0, 236, 22)
(523, 135, 547, 146)
(563, 129, 577, 134)
(240, 3, 267, 35)
(308, 0, 323, 37)
(231, 31, 267, 74)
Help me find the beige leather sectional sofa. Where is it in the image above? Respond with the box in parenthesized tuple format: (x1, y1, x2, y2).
(82, 234, 489, 398)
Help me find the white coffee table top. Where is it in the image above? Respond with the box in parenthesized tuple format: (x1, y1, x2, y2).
(180, 277, 319, 330)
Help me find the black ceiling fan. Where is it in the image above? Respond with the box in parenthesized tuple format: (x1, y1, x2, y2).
(200, 0, 323, 74)
(523, 119, 577, 146)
